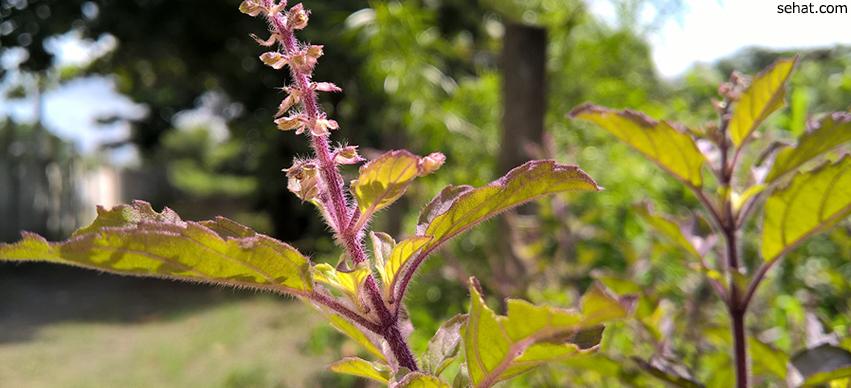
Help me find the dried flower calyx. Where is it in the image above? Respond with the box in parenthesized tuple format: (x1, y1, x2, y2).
(275, 112, 339, 137)
(333, 145, 364, 165)
(284, 160, 321, 201)
(287, 3, 310, 29)
(238, 0, 289, 18)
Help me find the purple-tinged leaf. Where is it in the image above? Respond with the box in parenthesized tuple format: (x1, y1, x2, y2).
(417, 160, 600, 254)
(351, 150, 445, 227)
(0, 201, 313, 295)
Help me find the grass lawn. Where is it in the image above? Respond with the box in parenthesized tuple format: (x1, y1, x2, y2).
(0, 266, 334, 388)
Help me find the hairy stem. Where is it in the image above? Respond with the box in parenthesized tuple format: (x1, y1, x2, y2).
(308, 291, 382, 333)
(718, 99, 749, 388)
(731, 305, 749, 388)
(263, 4, 418, 370)
(725, 227, 749, 388)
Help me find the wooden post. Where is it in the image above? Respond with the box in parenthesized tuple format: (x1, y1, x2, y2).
(493, 23, 547, 298)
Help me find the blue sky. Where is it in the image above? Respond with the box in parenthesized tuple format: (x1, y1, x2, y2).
(2, 1, 850, 163)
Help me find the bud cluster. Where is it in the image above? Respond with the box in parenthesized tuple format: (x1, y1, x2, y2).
(718, 71, 749, 102)
(241, 0, 350, 205)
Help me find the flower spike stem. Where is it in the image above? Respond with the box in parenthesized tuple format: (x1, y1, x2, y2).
(251, 0, 419, 370)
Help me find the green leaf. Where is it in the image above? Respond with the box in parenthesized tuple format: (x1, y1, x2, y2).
(327, 314, 387, 362)
(418, 160, 600, 254)
(312, 263, 370, 309)
(749, 337, 787, 379)
(462, 278, 630, 387)
(385, 237, 432, 299)
(417, 185, 473, 228)
(351, 150, 443, 219)
(789, 344, 851, 386)
(423, 314, 468, 376)
(732, 184, 767, 212)
(767, 112, 851, 183)
(634, 204, 701, 258)
(579, 282, 637, 327)
(728, 57, 797, 147)
(632, 356, 704, 388)
(328, 357, 390, 384)
(0, 201, 312, 294)
(370, 232, 433, 299)
(761, 156, 851, 262)
(396, 372, 451, 387)
(570, 104, 705, 187)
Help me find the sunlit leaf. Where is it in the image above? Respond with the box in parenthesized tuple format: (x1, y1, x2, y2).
(0, 201, 312, 294)
(395, 372, 450, 387)
(761, 157, 851, 262)
(328, 357, 390, 384)
(369, 232, 433, 300)
(327, 314, 386, 362)
(570, 104, 705, 187)
(384, 237, 432, 299)
(462, 278, 630, 387)
(789, 344, 851, 386)
(416, 185, 473, 232)
(732, 184, 766, 212)
(634, 204, 701, 258)
(312, 263, 370, 309)
(351, 150, 444, 218)
(766, 112, 851, 182)
(423, 314, 467, 376)
(728, 57, 797, 147)
(418, 160, 600, 254)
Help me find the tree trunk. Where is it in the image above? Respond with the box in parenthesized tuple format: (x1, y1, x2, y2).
(493, 23, 547, 298)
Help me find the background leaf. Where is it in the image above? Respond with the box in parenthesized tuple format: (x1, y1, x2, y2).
(633, 356, 704, 388)
(728, 57, 797, 147)
(0, 201, 313, 294)
(634, 204, 701, 258)
(767, 112, 851, 183)
(570, 104, 705, 187)
(761, 156, 851, 261)
(749, 338, 788, 379)
(788, 344, 851, 386)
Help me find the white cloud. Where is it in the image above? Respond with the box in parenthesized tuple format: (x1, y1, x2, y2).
(649, 0, 851, 78)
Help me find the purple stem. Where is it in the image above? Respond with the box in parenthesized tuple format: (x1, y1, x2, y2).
(262, 3, 418, 371)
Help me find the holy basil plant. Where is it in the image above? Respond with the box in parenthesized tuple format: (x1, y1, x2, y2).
(571, 57, 851, 388)
(0, 1, 633, 386)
